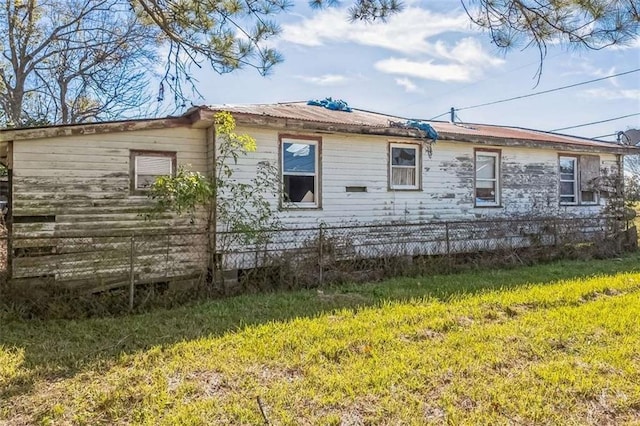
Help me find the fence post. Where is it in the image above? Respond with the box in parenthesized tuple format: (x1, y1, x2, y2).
(445, 222, 452, 272)
(6, 232, 12, 280)
(165, 233, 170, 279)
(318, 223, 324, 286)
(445, 222, 450, 255)
(129, 235, 135, 311)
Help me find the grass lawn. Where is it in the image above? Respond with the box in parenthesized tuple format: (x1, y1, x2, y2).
(2, 254, 640, 425)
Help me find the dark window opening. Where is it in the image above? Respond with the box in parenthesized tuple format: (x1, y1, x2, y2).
(284, 175, 315, 203)
(14, 246, 56, 257)
(13, 215, 55, 223)
(346, 186, 367, 192)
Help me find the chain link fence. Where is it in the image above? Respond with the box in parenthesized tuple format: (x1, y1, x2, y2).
(221, 215, 626, 289)
(2, 231, 209, 309)
(0, 215, 633, 308)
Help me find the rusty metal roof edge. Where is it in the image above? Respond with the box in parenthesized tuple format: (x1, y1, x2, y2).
(201, 102, 403, 120)
(0, 116, 191, 142)
(436, 120, 619, 146)
(437, 132, 635, 154)
(0, 115, 187, 134)
(1, 104, 632, 154)
(201, 103, 632, 152)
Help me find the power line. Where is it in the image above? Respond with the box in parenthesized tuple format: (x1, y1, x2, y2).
(428, 111, 449, 120)
(550, 112, 640, 132)
(455, 68, 640, 112)
(592, 132, 618, 139)
(399, 51, 566, 113)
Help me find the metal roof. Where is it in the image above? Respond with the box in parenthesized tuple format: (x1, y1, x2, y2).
(203, 102, 626, 151)
(203, 102, 396, 127)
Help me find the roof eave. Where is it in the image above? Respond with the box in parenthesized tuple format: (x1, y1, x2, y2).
(0, 116, 192, 142)
(439, 132, 635, 155)
(196, 108, 634, 154)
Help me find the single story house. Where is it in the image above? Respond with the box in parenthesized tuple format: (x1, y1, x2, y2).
(0, 102, 635, 289)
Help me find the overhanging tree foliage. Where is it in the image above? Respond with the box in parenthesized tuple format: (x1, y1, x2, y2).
(462, 0, 639, 72)
(133, 0, 638, 103)
(130, 0, 402, 106)
(0, 0, 403, 124)
(1, 0, 636, 124)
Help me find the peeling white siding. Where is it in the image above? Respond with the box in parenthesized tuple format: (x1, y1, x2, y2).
(12, 126, 207, 234)
(227, 126, 618, 228)
(10, 126, 208, 282)
(7, 122, 620, 283)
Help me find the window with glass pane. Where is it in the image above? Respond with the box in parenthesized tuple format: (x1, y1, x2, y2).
(282, 140, 318, 205)
(131, 151, 176, 192)
(559, 156, 577, 204)
(579, 155, 600, 205)
(390, 144, 419, 189)
(475, 152, 500, 206)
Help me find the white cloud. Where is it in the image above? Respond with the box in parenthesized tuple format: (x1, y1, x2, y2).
(377, 58, 472, 82)
(280, 6, 503, 84)
(434, 38, 505, 67)
(280, 7, 470, 55)
(561, 62, 620, 85)
(395, 77, 421, 93)
(579, 88, 640, 100)
(375, 38, 505, 82)
(297, 74, 348, 86)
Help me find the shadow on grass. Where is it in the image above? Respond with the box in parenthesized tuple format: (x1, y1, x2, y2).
(1, 251, 639, 401)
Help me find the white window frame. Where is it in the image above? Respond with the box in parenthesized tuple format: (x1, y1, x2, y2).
(130, 150, 176, 194)
(281, 137, 320, 208)
(389, 142, 420, 190)
(474, 150, 501, 207)
(559, 156, 578, 205)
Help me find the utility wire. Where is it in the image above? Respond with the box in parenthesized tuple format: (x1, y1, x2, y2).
(455, 68, 640, 112)
(428, 111, 450, 120)
(592, 132, 618, 139)
(550, 112, 640, 132)
(402, 51, 566, 113)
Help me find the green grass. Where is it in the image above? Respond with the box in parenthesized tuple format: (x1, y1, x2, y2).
(2, 253, 640, 424)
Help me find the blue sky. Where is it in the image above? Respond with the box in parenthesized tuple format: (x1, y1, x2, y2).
(192, 1, 640, 142)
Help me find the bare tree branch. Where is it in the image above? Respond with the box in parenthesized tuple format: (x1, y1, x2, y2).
(0, 0, 636, 126)
(0, 0, 158, 126)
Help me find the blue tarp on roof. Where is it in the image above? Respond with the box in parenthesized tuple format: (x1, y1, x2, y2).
(307, 97, 352, 112)
(406, 120, 438, 140)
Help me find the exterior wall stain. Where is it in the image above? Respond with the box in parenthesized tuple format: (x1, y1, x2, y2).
(5, 122, 627, 286)
(501, 161, 558, 216)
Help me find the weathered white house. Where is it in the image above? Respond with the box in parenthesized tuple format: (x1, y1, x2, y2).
(195, 103, 624, 224)
(0, 102, 633, 289)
